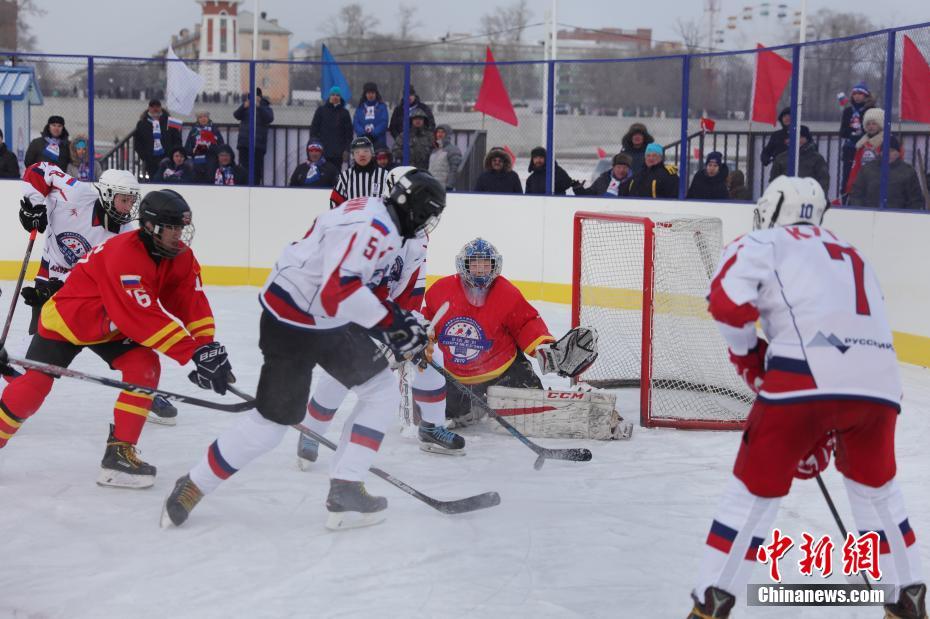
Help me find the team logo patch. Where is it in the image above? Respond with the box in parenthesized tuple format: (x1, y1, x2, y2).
(120, 274, 143, 290)
(808, 331, 851, 354)
(55, 231, 92, 266)
(438, 316, 492, 364)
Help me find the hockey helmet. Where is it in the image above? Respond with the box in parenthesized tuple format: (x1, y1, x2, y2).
(754, 176, 827, 230)
(386, 169, 445, 238)
(96, 168, 141, 225)
(139, 189, 195, 258)
(381, 165, 418, 199)
(350, 136, 374, 154)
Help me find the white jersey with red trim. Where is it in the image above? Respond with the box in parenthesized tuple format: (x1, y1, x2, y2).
(389, 232, 428, 311)
(22, 162, 133, 282)
(707, 224, 902, 409)
(259, 196, 404, 330)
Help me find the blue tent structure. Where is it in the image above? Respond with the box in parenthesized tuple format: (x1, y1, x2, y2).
(0, 66, 44, 171)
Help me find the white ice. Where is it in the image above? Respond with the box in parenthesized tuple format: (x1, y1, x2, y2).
(1, 285, 928, 619)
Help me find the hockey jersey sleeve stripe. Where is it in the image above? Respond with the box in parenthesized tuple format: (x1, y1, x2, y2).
(708, 250, 761, 328)
(23, 163, 52, 197)
(39, 299, 120, 346)
(141, 323, 184, 349)
(156, 330, 190, 355)
(523, 334, 556, 355)
(190, 327, 215, 339)
(185, 317, 214, 332)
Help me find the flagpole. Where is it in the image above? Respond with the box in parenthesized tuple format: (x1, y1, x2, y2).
(792, 0, 807, 171)
(541, 4, 550, 152)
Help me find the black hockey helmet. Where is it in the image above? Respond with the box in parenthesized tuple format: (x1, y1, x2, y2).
(386, 170, 445, 239)
(139, 189, 195, 258)
(350, 136, 373, 154)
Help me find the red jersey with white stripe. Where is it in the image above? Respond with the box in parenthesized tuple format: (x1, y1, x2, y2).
(22, 163, 134, 281)
(259, 196, 403, 330)
(707, 224, 902, 409)
(423, 275, 554, 384)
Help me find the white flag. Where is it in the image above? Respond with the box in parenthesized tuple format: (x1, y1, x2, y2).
(165, 46, 204, 116)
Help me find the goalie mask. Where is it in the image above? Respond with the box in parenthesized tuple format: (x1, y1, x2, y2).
(456, 238, 502, 307)
(754, 176, 827, 230)
(96, 168, 141, 226)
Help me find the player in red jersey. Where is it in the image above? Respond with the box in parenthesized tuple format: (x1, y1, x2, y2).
(0, 190, 233, 489)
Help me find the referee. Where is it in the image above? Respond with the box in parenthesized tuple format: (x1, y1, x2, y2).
(329, 137, 388, 208)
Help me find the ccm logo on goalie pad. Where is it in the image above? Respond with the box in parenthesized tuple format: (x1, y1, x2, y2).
(546, 392, 586, 400)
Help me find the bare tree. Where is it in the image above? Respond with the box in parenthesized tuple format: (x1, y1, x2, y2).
(321, 3, 381, 40)
(10, 0, 45, 51)
(480, 0, 532, 45)
(676, 17, 705, 54)
(397, 3, 422, 41)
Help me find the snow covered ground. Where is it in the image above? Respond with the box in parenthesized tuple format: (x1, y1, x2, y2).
(1, 286, 927, 619)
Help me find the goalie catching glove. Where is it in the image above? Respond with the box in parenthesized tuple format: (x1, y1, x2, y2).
(371, 301, 429, 362)
(535, 327, 599, 378)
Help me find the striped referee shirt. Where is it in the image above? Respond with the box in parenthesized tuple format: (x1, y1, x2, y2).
(330, 164, 388, 208)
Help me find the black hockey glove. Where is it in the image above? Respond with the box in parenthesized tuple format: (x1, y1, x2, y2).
(0, 345, 15, 378)
(21, 278, 64, 308)
(188, 342, 235, 395)
(371, 302, 429, 362)
(19, 197, 48, 233)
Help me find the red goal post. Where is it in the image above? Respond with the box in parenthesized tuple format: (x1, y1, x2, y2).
(571, 211, 753, 430)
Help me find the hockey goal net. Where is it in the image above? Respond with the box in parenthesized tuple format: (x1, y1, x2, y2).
(571, 211, 754, 430)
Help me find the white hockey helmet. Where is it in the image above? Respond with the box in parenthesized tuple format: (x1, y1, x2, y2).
(382, 165, 418, 199)
(753, 176, 827, 230)
(96, 168, 142, 225)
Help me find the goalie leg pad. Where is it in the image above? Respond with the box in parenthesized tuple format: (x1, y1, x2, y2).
(487, 386, 630, 440)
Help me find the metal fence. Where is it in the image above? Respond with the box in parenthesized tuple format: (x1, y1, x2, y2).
(1, 21, 928, 210)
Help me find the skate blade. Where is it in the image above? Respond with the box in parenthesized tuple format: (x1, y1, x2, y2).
(159, 504, 177, 528)
(419, 442, 466, 456)
(146, 414, 177, 427)
(325, 510, 386, 531)
(96, 469, 155, 489)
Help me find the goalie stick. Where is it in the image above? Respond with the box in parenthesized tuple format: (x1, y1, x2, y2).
(225, 386, 501, 515)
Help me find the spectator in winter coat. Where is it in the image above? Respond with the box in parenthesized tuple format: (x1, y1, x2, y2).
(844, 107, 885, 195)
(620, 123, 655, 174)
(353, 82, 389, 149)
(524, 146, 576, 195)
(375, 147, 395, 171)
(840, 82, 877, 193)
(310, 86, 354, 166)
(209, 145, 247, 186)
(0, 128, 19, 178)
(233, 88, 274, 184)
(389, 85, 435, 140)
(133, 100, 180, 181)
(770, 125, 830, 195)
(391, 108, 433, 171)
(727, 169, 753, 201)
(626, 143, 679, 199)
(575, 152, 632, 196)
(154, 146, 195, 184)
(760, 107, 791, 167)
(25, 115, 71, 171)
(850, 136, 925, 210)
(185, 110, 225, 181)
(289, 140, 340, 189)
(474, 146, 522, 194)
(686, 151, 730, 200)
(65, 135, 102, 181)
(428, 124, 463, 190)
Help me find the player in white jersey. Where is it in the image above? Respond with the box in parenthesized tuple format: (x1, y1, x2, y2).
(162, 170, 445, 531)
(688, 176, 926, 619)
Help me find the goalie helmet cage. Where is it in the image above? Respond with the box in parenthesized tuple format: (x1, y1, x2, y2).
(571, 211, 754, 430)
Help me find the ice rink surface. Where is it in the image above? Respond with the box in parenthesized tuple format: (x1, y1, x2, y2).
(1, 286, 928, 619)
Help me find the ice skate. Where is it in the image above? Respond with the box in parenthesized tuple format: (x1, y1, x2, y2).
(296, 432, 319, 471)
(687, 586, 735, 619)
(325, 479, 387, 531)
(146, 395, 178, 426)
(160, 474, 204, 528)
(97, 424, 156, 489)
(885, 584, 928, 619)
(418, 421, 465, 456)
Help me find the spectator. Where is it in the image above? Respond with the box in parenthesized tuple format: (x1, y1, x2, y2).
(0, 128, 19, 178)
(310, 86, 353, 167)
(844, 107, 885, 195)
(210, 145, 247, 186)
(133, 99, 180, 181)
(474, 146, 522, 194)
(391, 108, 432, 171)
(620, 123, 654, 174)
(524, 146, 575, 195)
(233, 87, 274, 184)
(760, 107, 791, 168)
(770, 125, 830, 195)
(330, 137, 388, 208)
(850, 136, 925, 210)
(185, 110, 225, 181)
(153, 146, 195, 184)
(25, 115, 71, 170)
(575, 152, 632, 196)
(840, 82, 876, 193)
(727, 169, 753, 201)
(389, 84, 435, 140)
(626, 143, 679, 199)
(65, 135, 102, 182)
(353, 82, 389, 149)
(428, 124, 463, 190)
(375, 147, 395, 171)
(686, 151, 730, 200)
(289, 140, 339, 188)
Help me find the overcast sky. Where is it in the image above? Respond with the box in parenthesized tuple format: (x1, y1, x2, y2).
(24, 0, 930, 58)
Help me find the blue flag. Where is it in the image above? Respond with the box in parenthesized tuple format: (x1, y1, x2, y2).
(321, 44, 352, 103)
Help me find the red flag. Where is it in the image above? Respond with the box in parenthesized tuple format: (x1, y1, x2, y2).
(596, 147, 607, 158)
(700, 116, 716, 132)
(503, 145, 517, 168)
(751, 44, 793, 126)
(901, 35, 930, 124)
(474, 47, 519, 126)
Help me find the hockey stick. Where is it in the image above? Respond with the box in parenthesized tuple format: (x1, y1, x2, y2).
(0, 229, 38, 349)
(815, 473, 872, 589)
(6, 356, 255, 412)
(224, 385, 501, 515)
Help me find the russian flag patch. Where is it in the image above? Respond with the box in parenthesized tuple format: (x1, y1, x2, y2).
(66, 177, 77, 186)
(120, 274, 143, 289)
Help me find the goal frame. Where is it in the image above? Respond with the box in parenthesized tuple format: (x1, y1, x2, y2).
(571, 210, 746, 431)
